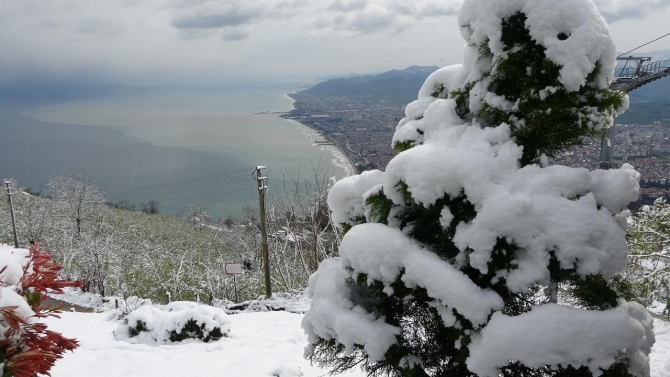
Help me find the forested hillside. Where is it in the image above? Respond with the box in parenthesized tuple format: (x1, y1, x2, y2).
(0, 172, 340, 304)
(295, 65, 439, 107)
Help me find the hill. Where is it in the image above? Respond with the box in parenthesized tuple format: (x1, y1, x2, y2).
(316, 72, 370, 82)
(617, 76, 670, 125)
(298, 65, 439, 107)
(617, 97, 670, 125)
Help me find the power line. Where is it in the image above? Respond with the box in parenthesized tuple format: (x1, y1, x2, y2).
(118, 177, 254, 198)
(169, 187, 254, 203)
(103, 168, 247, 191)
(618, 31, 670, 58)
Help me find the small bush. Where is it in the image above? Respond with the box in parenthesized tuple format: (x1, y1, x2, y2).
(115, 301, 231, 345)
(127, 319, 148, 337)
(168, 319, 224, 343)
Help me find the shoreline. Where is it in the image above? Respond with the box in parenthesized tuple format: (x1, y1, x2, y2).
(283, 118, 356, 181)
(281, 92, 356, 181)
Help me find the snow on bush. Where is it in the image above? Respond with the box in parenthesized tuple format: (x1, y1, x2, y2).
(303, 0, 650, 376)
(0, 244, 35, 325)
(339, 224, 504, 327)
(327, 170, 385, 229)
(115, 301, 231, 345)
(0, 244, 81, 377)
(458, 0, 618, 92)
(302, 259, 401, 362)
(467, 302, 654, 377)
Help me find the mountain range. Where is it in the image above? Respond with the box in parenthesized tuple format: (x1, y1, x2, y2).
(303, 65, 439, 106)
(307, 53, 669, 125)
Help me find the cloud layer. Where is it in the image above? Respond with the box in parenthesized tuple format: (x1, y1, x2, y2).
(0, 0, 668, 89)
(167, 0, 670, 40)
(594, 0, 670, 22)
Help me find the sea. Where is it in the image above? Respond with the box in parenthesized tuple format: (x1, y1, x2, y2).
(0, 81, 354, 219)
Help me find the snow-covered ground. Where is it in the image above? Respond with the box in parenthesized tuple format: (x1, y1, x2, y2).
(653, 319, 670, 377)
(43, 307, 669, 377)
(45, 310, 366, 377)
(31, 282, 670, 376)
(34, 275, 670, 377)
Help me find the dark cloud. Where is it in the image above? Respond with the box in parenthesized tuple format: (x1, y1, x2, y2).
(221, 28, 250, 41)
(317, 0, 459, 35)
(177, 28, 216, 40)
(169, 0, 306, 42)
(274, 0, 308, 10)
(171, 4, 263, 29)
(317, 0, 668, 36)
(328, 0, 366, 12)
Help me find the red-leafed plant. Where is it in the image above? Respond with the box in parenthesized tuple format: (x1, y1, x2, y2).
(0, 244, 82, 377)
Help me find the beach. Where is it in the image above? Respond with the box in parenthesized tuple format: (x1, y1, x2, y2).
(282, 92, 356, 181)
(283, 118, 356, 181)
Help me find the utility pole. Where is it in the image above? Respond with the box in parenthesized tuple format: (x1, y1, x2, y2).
(3, 180, 19, 248)
(255, 166, 272, 298)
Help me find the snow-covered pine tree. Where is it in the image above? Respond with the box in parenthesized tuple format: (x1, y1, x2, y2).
(302, 1, 654, 377)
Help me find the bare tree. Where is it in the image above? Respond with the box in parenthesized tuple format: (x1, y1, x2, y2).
(7, 183, 52, 245)
(47, 172, 105, 235)
(76, 215, 119, 295)
(184, 203, 211, 229)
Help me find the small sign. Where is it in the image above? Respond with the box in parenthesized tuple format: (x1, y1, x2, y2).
(225, 263, 243, 275)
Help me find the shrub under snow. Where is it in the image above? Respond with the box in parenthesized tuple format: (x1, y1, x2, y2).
(115, 301, 231, 345)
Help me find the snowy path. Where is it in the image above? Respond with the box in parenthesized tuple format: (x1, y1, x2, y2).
(45, 311, 669, 377)
(45, 311, 366, 377)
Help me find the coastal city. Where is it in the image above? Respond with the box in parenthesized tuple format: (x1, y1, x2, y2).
(285, 91, 408, 171)
(552, 122, 670, 206)
(286, 92, 670, 208)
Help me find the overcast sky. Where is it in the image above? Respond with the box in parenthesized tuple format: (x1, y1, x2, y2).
(1, 0, 670, 89)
